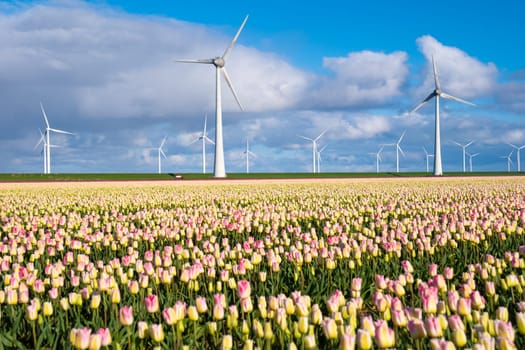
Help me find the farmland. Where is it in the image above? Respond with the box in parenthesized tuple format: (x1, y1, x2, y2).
(0, 177, 524, 349)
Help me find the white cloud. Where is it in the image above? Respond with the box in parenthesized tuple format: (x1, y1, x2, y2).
(307, 50, 409, 108)
(416, 35, 498, 98)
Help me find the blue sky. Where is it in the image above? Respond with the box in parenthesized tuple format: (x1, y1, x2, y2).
(0, 0, 524, 173)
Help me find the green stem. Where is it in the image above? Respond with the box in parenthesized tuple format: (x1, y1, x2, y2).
(32, 321, 37, 349)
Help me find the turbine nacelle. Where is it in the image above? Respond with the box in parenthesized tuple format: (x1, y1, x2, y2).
(213, 57, 225, 68)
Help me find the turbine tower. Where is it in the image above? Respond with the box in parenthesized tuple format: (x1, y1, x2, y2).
(382, 130, 406, 173)
(298, 129, 328, 173)
(190, 114, 215, 174)
(410, 57, 476, 176)
(466, 152, 479, 172)
(500, 150, 513, 172)
(316, 145, 327, 173)
(453, 140, 474, 173)
(157, 137, 167, 174)
(177, 16, 248, 178)
(508, 143, 525, 172)
(40, 102, 74, 174)
(423, 146, 434, 173)
(243, 138, 256, 174)
(34, 129, 47, 174)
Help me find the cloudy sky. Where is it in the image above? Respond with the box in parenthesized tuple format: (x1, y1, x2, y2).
(1, 0, 524, 174)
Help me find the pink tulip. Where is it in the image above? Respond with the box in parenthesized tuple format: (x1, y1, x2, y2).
(237, 280, 251, 299)
(162, 307, 177, 325)
(408, 319, 427, 339)
(74, 327, 91, 350)
(374, 319, 395, 348)
(119, 306, 133, 326)
(425, 316, 443, 338)
(96, 328, 112, 346)
(196, 296, 208, 314)
(144, 294, 159, 313)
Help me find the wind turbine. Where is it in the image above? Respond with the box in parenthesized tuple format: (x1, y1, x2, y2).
(177, 16, 248, 178)
(316, 145, 327, 173)
(243, 138, 256, 174)
(157, 137, 167, 174)
(410, 57, 476, 176)
(423, 146, 434, 173)
(500, 150, 513, 172)
(40, 102, 74, 174)
(466, 152, 479, 172)
(382, 131, 406, 173)
(508, 143, 525, 172)
(369, 146, 384, 173)
(298, 129, 328, 173)
(453, 140, 474, 173)
(190, 114, 215, 174)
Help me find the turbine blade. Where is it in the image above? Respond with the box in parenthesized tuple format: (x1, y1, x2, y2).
(203, 114, 208, 135)
(221, 68, 244, 111)
(410, 92, 436, 114)
(507, 142, 517, 149)
(176, 58, 214, 64)
(314, 128, 329, 142)
(465, 140, 474, 148)
(189, 137, 200, 146)
(34, 134, 44, 150)
(472, 153, 480, 157)
(423, 146, 428, 155)
(49, 128, 74, 135)
(298, 135, 313, 141)
(398, 146, 405, 157)
(452, 141, 462, 147)
(398, 130, 406, 144)
(204, 136, 215, 144)
(440, 92, 476, 106)
(432, 56, 441, 91)
(160, 149, 167, 159)
(378, 145, 384, 153)
(40, 102, 50, 128)
(160, 137, 167, 148)
(222, 15, 249, 60)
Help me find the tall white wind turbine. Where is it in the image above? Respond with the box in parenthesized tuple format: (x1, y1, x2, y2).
(316, 145, 327, 173)
(500, 150, 513, 172)
(369, 146, 384, 173)
(177, 16, 248, 178)
(244, 138, 256, 174)
(423, 146, 434, 173)
(298, 129, 328, 173)
(466, 152, 479, 172)
(410, 57, 476, 176)
(453, 140, 474, 173)
(508, 143, 525, 172)
(382, 131, 406, 173)
(157, 137, 167, 174)
(190, 114, 215, 174)
(40, 102, 74, 174)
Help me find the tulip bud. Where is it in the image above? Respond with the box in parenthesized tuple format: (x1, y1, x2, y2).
(357, 329, 373, 350)
(149, 324, 164, 343)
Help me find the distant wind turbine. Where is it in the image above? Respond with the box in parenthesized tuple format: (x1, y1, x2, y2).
(466, 152, 479, 172)
(190, 115, 215, 174)
(157, 137, 167, 174)
(423, 146, 434, 173)
(508, 143, 525, 172)
(453, 140, 474, 173)
(382, 130, 406, 173)
(500, 150, 513, 172)
(410, 57, 476, 176)
(316, 145, 327, 173)
(369, 146, 384, 173)
(40, 102, 74, 174)
(243, 139, 256, 174)
(177, 15, 249, 178)
(298, 129, 328, 173)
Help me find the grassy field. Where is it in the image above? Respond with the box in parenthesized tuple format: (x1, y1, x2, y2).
(0, 171, 522, 182)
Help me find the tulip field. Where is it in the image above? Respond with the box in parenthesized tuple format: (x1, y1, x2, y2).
(1, 177, 525, 349)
